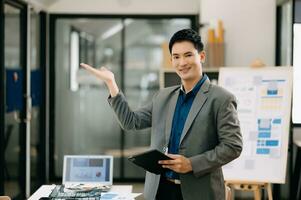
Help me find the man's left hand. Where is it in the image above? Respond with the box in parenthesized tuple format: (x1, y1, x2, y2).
(158, 154, 192, 173)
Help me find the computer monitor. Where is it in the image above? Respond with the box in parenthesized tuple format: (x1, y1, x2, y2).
(62, 155, 113, 187)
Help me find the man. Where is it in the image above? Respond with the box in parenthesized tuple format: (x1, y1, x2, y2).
(81, 29, 242, 200)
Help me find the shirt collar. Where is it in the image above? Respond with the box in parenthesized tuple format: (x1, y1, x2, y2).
(180, 74, 208, 95)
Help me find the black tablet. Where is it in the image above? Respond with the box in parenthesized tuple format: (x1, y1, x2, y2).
(128, 149, 173, 175)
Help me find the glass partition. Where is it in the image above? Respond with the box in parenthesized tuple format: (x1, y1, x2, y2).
(30, 9, 44, 193)
(54, 18, 123, 178)
(53, 16, 195, 180)
(4, 3, 23, 198)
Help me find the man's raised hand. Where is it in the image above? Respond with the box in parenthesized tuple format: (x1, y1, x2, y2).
(80, 63, 119, 97)
(80, 63, 115, 84)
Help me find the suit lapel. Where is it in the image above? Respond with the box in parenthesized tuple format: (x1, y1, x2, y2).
(180, 79, 210, 144)
(165, 89, 180, 145)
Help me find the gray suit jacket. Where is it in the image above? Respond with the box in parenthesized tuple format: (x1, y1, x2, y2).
(108, 78, 243, 200)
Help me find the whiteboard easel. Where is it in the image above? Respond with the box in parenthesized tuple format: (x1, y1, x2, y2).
(218, 67, 293, 198)
(225, 181, 272, 200)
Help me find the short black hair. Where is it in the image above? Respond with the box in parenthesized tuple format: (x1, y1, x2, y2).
(169, 29, 204, 53)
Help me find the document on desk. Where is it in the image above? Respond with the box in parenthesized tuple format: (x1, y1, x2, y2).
(101, 192, 141, 200)
(103, 185, 141, 199)
(29, 185, 141, 200)
(28, 185, 56, 200)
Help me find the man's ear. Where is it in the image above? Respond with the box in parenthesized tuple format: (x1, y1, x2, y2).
(199, 51, 206, 63)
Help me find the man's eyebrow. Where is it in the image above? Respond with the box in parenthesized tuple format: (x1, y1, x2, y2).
(172, 51, 193, 56)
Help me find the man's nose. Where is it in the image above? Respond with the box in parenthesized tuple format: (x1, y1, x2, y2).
(179, 57, 187, 66)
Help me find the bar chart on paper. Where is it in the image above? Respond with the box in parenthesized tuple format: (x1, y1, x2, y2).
(218, 67, 293, 183)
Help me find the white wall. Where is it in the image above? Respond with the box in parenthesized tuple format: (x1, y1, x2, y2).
(47, 0, 200, 14)
(48, 0, 276, 66)
(200, 0, 276, 66)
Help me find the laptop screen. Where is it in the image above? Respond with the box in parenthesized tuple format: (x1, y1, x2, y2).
(63, 155, 113, 186)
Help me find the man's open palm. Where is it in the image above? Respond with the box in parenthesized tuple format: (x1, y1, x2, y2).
(80, 63, 114, 83)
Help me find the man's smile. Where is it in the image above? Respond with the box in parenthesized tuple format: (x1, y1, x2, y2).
(179, 67, 191, 73)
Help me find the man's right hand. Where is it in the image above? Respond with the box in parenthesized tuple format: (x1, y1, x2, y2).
(80, 63, 114, 83)
(80, 63, 119, 97)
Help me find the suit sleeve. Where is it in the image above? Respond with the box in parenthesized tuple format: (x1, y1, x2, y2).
(189, 95, 243, 177)
(108, 92, 152, 131)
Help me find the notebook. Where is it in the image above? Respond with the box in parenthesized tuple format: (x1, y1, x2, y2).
(62, 155, 113, 189)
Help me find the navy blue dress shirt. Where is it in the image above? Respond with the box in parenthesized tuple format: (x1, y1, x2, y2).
(166, 74, 208, 180)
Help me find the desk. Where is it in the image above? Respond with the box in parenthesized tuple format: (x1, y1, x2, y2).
(29, 185, 141, 200)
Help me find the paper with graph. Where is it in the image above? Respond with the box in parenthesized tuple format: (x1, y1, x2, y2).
(219, 67, 293, 183)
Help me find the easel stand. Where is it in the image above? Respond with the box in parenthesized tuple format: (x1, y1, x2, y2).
(225, 181, 273, 200)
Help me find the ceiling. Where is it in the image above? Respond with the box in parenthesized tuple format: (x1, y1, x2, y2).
(26, 0, 60, 9)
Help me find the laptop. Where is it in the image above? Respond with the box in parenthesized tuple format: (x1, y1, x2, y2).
(62, 155, 113, 189)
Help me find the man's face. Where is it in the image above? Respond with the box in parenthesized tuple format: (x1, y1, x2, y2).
(171, 41, 205, 82)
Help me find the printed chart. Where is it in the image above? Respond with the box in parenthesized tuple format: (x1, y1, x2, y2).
(219, 67, 293, 183)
